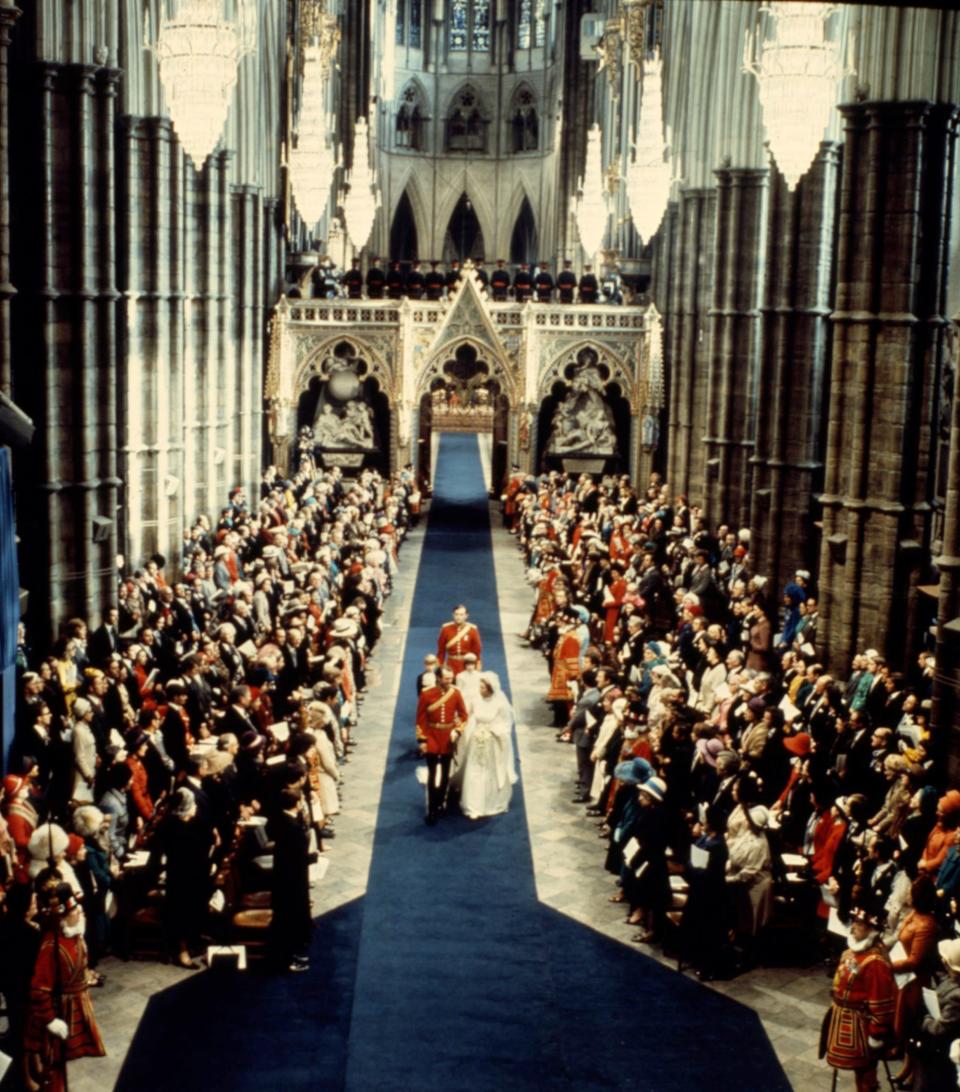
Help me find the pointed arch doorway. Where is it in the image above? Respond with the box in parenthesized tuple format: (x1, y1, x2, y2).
(442, 193, 485, 264)
(510, 196, 537, 265)
(417, 343, 509, 497)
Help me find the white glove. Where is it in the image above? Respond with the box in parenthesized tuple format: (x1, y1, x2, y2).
(46, 1018, 68, 1040)
(867, 1036, 884, 1053)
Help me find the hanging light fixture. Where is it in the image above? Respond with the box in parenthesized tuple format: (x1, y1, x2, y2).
(744, 2, 848, 190)
(626, 51, 671, 245)
(149, 0, 257, 168)
(342, 116, 380, 251)
(289, 12, 341, 230)
(575, 123, 608, 261)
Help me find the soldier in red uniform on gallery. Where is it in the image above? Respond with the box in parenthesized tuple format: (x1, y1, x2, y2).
(436, 604, 483, 676)
(416, 666, 469, 824)
(821, 905, 898, 1092)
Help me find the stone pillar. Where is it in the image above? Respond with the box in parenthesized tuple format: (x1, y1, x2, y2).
(118, 116, 186, 572)
(936, 319, 960, 781)
(750, 144, 840, 593)
(704, 167, 768, 530)
(818, 101, 959, 672)
(652, 198, 677, 483)
(10, 62, 121, 638)
(666, 187, 716, 506)
(0, 3, 20, 398)
(232, 183, 264, 503)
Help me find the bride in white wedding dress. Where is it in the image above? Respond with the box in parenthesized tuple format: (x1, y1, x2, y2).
(459, 671, 518, 819)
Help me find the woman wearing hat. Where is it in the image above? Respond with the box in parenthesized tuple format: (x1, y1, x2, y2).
(621, 775, 670, 944)
(913, 938, 960, 1091)
(149, 787, 214, 968)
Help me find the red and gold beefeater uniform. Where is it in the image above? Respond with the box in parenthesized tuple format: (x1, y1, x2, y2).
(436, 621, 482, 676)
(416, 685, 469, 754)
(823, 943, 897, 1090)
(24, 931, 105, 1092)
(547, 630, 581, 703)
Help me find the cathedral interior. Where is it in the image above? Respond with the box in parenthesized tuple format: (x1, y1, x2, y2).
(2, 1, 960, 1090)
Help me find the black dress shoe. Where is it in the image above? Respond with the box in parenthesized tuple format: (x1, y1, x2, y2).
(571, 794, 590, 804)
(585, 807, 603, 816)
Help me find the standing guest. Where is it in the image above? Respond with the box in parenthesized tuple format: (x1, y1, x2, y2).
(270, 786, 313, 973)
(149, 787, 214, 968)
(0, 883, 41, 1079)
(69, 698, 98, 806)
(915, 939, 960, 1092)
(821, 905, 897, 1092)
(23, 880, 106, 1092)
(436, 604, 482, 676)
(416, 666, 469, 825)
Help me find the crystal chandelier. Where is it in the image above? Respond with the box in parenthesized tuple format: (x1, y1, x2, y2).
(575, 123, 608, 260)
(744, 2, 847, 190)
(289, 15, 341, 230)
(149, 0, 256, 167)
(342, 117, 380, 252)
(626, 52, 671, 244)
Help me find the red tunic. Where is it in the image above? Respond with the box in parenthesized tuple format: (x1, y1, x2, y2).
(546, 631, 581, 703)
(416, 685, 469, 755)
(602, 577, 627, 644)
(25, 931, 105, 1090)
(436, 621, 482, 675)
(825, 945, 896, 1071)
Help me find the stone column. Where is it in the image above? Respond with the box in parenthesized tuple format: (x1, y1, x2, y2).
(704, 167, 768, 530)
(818, 101, 959, 672)
(231, 183, 264, 503)
(666, 187, 716, 506)
(750, 144, 840, 593)
(935, 319, 960, 781)
(652, 198, 677, 484)
(118, 116, 186, 572)
(0, 3, 20, 398)
(10, 62, 121, 637)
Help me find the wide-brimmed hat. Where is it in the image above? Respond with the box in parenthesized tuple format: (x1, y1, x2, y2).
(637, 776, 667, 803)
(939, 938, 960, 974)
(783, 732, 812, 757)
(614, 757, 653, 786)
(695, 737, 724, 768)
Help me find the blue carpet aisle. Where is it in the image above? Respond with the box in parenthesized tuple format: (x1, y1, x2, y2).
(114, 433, 790, 1092)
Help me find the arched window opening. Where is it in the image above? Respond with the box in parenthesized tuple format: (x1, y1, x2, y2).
(445, 87, 487, 153)
(396, 84, 424, 150)
(510, 196, 537, 265)
(450, 0, 490, 53)
(390, 191, 418, 263)
(510, 88, 538, 153)
(443, 193, 485, 264)
(517, 0, 546, 49)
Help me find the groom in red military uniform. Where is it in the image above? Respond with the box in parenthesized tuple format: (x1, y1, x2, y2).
(821, 905, 897, 1092)
(437, 604, 482, 676)
(416, 666, 469, 824)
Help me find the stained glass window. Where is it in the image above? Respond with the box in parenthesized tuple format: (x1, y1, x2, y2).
(410, 0, 422, 48)
(396, 0, 405, 44)
(518, 0, 532, 49)
(450, 0, 468, 51)
(472, 0, 490, 51)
